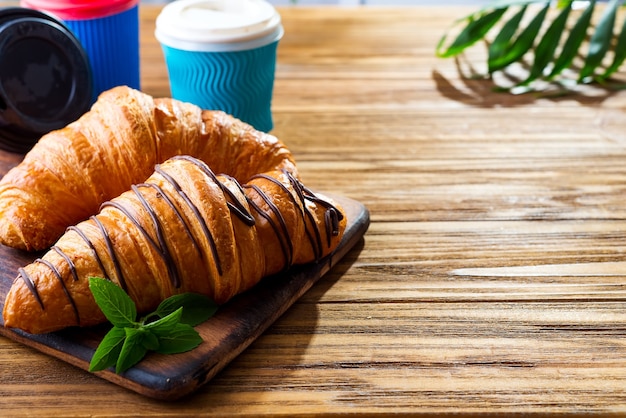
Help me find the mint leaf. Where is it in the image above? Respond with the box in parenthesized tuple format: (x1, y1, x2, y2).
(140, 328, 160, 352)
(116, 327, 148, 374)
(144, 307, 183, 334)
(89, 326, 126, 372)
(88, 281, 215, 374)
(155, 293, 218, 326)
(89, 277, 137, 328)
(155, 323, 203, 354)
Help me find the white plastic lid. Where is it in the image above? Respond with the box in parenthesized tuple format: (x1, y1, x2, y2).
(155, 0, 283, 52)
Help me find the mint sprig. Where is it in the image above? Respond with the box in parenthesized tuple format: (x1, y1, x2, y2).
(88, 277, 218, 374)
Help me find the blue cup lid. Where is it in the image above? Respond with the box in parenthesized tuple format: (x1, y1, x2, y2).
(0, 7, 93, 153)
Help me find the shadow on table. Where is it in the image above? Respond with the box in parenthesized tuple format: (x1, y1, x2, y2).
(432, 56, 625, 109)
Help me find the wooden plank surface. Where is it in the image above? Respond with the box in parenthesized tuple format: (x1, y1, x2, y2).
(2, 3, 626, 416)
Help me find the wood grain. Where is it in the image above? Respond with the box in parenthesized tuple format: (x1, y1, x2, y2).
(2, 3, 626, 416)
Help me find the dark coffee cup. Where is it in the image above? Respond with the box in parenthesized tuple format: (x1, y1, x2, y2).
(0, 7, 92, 153)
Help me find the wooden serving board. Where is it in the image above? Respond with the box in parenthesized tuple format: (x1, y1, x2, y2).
(0, 194, 369, 400)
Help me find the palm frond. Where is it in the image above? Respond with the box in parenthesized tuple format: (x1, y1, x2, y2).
(601, 14, 626, 78)
(436, 0, 626, 92)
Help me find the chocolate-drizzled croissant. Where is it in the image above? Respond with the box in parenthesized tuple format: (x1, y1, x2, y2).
(2, 156, 346, 334)
(0, 86, 296, 251)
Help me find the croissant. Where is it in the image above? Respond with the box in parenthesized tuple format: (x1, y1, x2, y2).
(2, 155, 346, 334)
(0, 86, 296, 251)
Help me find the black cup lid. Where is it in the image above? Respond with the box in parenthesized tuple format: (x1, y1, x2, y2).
(0, 7, 92, 153)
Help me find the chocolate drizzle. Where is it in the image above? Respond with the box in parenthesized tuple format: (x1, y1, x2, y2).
(51, 246, 79, 282)
(138, 182, 202, 257)
(297, 180, 343, 247)
(154, 163, 223, 277)
(67, 225, 108, 278)
(101, 187, 182, 289)
(17, 267, 44, 310)
(90, 215, 128, 292)
(34, 258, 80, 326)
(245, 183, 294, 269)
(173, 155, 256, 227)
(17, 156, 345, 327)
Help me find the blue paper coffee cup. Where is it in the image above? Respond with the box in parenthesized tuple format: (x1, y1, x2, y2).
(155, 0, 283, 133)
(21, 0, 141, 103)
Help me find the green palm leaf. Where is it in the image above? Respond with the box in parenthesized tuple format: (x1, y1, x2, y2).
(488, 3, 550, 72)
(436, 7, 508, 58)
(522, 2, 571, 84)
(579, 0, 621, 81)
(488, 5, 528, 70)
(546, 0, 595, 79)
(436, 0, 626, 92)
(600, 13, 626, 79)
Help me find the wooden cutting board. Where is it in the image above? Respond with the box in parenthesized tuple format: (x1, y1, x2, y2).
(0, 194, 369, 400)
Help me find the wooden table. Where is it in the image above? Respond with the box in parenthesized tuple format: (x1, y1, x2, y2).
(3, 3, 626, 416)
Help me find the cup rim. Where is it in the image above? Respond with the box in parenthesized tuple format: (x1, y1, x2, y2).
(156, 23, 283, 53)
(155, 0, 282, 49)
(19, 0, 139, 20)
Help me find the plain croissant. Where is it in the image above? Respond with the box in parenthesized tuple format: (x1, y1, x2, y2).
(2, 154, 346, 334)
(0, 86, 296, 251)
